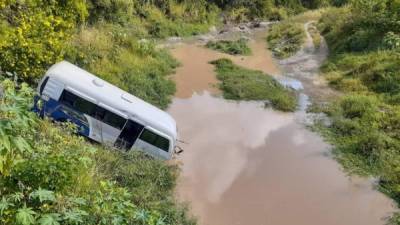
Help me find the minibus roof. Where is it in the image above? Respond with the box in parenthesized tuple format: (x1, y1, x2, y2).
(45, 61, 177, 140)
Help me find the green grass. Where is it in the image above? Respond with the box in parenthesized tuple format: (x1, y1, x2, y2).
(210, 58, 297, 112)
(206, 38, 252, 55)
(267, 22, 306, 59)
(315, 5, 400, 224)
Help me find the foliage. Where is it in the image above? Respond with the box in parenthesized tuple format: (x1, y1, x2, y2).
(206, 38, 252, 55)
(322, 51, 400, 97)
(210, 0, 346, 22)
(0, 0, 87, 83)
(65, 24, 178, 109)
(86, 0, 219, 38)
(267, 21, 306, 58)
(0, 80, 194, 225)
(210, 58, 297, 111)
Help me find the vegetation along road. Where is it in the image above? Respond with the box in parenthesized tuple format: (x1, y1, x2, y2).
(0, 1, 399, 225)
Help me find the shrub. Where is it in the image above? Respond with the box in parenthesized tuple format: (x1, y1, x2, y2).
(382, 32, 400, 51)
(266, 22, 306, 59)
(339, 95, 379, 119)
(206, 38, 252, 55)
(0, 1, 87, 83)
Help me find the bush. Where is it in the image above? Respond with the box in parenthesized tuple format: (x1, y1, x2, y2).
(266, 22, 306, 59)
(210, 58, 298, 111)
(339, 95, 379, 119)
(321, 51, 400, 97)
(206, 38, 252, 55)
(0, 0, 87, 83)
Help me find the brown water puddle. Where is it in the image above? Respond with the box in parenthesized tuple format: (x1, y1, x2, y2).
(168, 28, 395, 225)
(170, 31, 280, 98)
(169, 93, 394, 225)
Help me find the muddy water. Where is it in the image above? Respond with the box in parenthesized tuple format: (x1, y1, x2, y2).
(168, 26, 395, 225)
(171, 31, 279, 98)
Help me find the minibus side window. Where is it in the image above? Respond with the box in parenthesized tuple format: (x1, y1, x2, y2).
(60, 90, 96, 116)
(103, 111, 126, 130)
(60, 90, 126, 130)
(60, 91, 77, 107)
(75, 97, 96, 116)
(139, 129, 170, 152)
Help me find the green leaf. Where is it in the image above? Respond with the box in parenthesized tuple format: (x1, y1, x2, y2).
(135, 209, 149, 223)
(16, 206, 36, 225)
(29, 188, 55, 203)
(13, 136, 32, 153)
(63, 209, 88, 224)
(1, 135, 11, 151)
(9, 192, 24, 203)
(0, 197, 14, 215)
(38, 213, 61, 225)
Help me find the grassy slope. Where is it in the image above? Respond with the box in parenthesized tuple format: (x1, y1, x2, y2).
(210, 58, 297, 112)
(206, 38, 252, 55)
(315, 5, 400, 223)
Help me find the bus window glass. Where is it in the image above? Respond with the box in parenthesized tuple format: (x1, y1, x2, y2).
(60, 90, 96, 116)
(139, 129, 170, 152)
(155, 136, 170, 152)
(103, 111, 126, 129)
(60, 90, 77, 107)
(60, 90, 127, 130)
(75, 97, 96, 116)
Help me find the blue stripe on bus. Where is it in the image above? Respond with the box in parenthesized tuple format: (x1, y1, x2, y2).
(33, 96, 90, 137)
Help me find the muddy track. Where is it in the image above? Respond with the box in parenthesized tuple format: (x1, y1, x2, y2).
(277, 21, 339, 105)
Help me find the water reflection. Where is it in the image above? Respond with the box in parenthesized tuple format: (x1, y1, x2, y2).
(169, 92, 394, 225)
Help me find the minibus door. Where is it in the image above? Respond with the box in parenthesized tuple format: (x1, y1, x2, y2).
(114, 120, 144, 150)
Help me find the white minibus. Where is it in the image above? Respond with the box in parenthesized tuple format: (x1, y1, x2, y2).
(33, 61, 177, 160)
